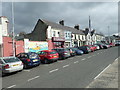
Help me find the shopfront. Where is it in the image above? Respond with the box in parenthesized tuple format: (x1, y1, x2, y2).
(52, 37, 65, 48)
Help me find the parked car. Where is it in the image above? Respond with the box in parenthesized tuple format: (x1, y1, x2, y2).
(38, 50, 59, 64)
(78, 46, 91, 54)
(84, 45, 96, 52)
(52, 48, 70, 59)
(0, 57, 23, 75)
(66, 48, 76, 56)
(16, 52, 41, 68)
(95, 44, 103, 49)
(100, 43, 108, 49)
(115, 41, 120, 46)
(71, 47, 84, 55)
(93, 44, 100, 50)
(110, 43, 115, 47)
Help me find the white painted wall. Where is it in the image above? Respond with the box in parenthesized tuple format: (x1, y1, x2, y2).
(51, 28, 61, 38)
(0, 17, 9, 36)
(47, 26, 52, 39)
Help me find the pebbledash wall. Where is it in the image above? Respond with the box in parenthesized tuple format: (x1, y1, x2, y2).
(2, 37, 49, 57)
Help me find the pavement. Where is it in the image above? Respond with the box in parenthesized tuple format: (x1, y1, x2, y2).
(86, 57, 119, 88)
(1, 46, 119, 89)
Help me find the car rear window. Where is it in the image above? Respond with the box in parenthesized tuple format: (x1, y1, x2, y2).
(3, 58, 20, 63)
(29, 53, 38, 59)
(49, 51, 57, 54)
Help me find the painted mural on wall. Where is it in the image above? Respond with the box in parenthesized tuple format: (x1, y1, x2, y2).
(29, 42, 48, 53)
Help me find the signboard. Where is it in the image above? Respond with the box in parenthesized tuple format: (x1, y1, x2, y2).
(28, 42, 48, 53)
(52, 37, 65, 42)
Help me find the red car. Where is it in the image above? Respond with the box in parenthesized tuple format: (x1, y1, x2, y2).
(84, 45, 96, 52)
(38, 50, 59, 64)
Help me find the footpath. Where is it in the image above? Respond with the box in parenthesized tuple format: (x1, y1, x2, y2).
(86, 58, 119, 88)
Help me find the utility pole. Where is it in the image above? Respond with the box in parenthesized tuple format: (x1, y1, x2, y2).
(89, 15, 92, 45)
(12, 0, 15, 57)
(108, 26, 110, 43)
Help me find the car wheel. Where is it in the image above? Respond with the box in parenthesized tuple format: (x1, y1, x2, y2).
(23, 64, 27, 69)
(44, 59, 48, 64)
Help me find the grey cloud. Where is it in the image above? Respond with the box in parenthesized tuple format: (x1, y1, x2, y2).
(2, 2, 118, 35)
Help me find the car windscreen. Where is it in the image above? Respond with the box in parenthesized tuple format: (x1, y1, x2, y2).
(29, 53, 38, 59)
(49, 51, 57, 54)
(3, 57, 20, 63)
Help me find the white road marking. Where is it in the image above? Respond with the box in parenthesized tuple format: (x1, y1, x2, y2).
(28, 76, 40, 82)
(74, 61, 79, 63)
(63, 64, 70, 68)
(49, 69, 59, 73)
(115, 58, 118, 61)
(7, 85, 16, 88)
(81, 58, 86, 61)
(94, 64, 111, 80)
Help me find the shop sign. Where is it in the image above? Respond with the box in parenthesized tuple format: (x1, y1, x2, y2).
(52, 37, 65, 42)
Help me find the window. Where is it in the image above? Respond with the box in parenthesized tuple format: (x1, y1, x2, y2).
(68, 33, 71, 38)
(82, 36, 84, 40)
(0, 60, 3, 64)
(3, 58, 20, 63)
(53, 31, 56, 37)
(58, 32, 60, 37)
(65, 33, 67, 37)
(49, 51, 57, 54)
(20, 54, 28, 58)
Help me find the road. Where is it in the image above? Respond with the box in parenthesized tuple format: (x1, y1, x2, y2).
(2, 46, 118, 88)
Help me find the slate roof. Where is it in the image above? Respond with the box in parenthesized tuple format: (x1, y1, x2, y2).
(40, 19, 85, 35)
(95, 33, 104, 36)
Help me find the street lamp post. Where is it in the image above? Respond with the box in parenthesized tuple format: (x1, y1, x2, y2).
(12, 1, 15, 57)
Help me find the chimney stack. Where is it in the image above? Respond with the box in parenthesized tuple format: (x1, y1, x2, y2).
(74, 24, 79, 30)
(59, 20, 64, 26)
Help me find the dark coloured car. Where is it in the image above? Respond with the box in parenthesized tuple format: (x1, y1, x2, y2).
(16, 52, 41, 68)
(52, 48, 70, 59)
(71, 47, 84, 55)
(66, 48, 76, 56)
(38, 50, 59, 64)
(78, 46, 91, 54)
(100, 43, 108, 49)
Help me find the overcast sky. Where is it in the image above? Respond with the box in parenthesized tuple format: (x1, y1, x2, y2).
(1, 2, 118, 36)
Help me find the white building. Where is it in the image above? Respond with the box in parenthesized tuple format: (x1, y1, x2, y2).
(0, 16, 9, 36)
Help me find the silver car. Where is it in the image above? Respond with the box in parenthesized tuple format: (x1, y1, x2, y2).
(0, 57, 23, 74)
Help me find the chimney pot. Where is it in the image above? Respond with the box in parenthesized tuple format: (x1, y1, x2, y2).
(74, 25, 79, 30)
(59, 20, 64, 26)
